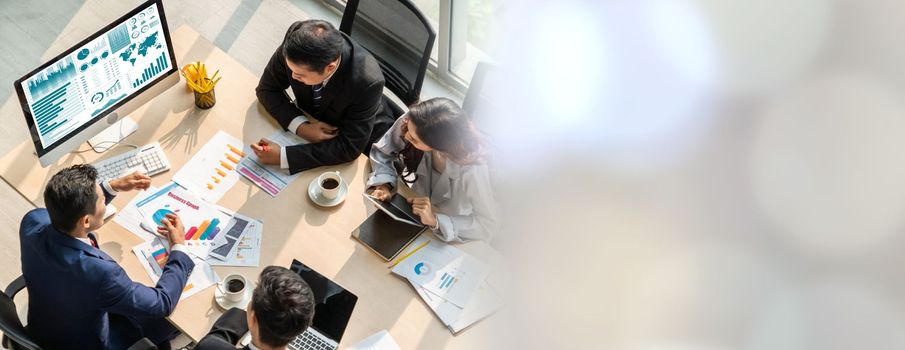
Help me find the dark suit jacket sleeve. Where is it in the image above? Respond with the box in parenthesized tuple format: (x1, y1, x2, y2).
(97, 250, 195, 318)
(256, 26, 305, 129)
(101, 183, 115, 205)
(196, 308, 250, 350)
(285, 79, 384, 174)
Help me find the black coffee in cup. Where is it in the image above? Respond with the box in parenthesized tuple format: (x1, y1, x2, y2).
(227, 279, 245, 293)
(322, 178, 339, 190)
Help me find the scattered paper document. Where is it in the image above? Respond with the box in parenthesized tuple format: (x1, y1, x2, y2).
(412, 279, 502, 333)
(113, 185, 161, 242)
(132, 236, 219, 300)
(135, 182, 233, 256)
(172, 130, 245, 203)
(237, 130, 307, 197)
(208, 214, 262, 267)
(392, 240, 489, 307)
(347, 330, 400, 350)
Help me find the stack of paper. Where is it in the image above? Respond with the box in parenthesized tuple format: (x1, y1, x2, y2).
(114, 185, 160, 242)
(134, 182, 232, 260)
(390, 239, 501, 333)
(100, 131, 273, 303)
(208, 213, 263, 267)
(132, 236, 219, 300)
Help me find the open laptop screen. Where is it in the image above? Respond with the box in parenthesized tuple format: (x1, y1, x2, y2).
(289, 259, 358, 342)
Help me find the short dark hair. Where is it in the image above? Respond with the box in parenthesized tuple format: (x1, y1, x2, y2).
(43, 164, 99, 233)
(282, 20, 344, 73)
(251, 266, 316, 347)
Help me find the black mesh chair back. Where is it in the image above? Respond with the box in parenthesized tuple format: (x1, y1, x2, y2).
(0, 276, 40, 350)
(340, 0, 436, 107)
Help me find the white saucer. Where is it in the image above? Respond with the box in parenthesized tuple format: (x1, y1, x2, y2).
(308, 179, 348, 207)
(214, 283, 253, 310)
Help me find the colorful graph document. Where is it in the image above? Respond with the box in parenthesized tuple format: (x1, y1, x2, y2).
(135, 182, 233, 258)
(172, 130, 245, 203)
(208, 214, 262, 267)
(132, 236, 219, 300)
(391, 240, 490, 307)
(237, 130, 307, 197)
(113, 184, 160, 242)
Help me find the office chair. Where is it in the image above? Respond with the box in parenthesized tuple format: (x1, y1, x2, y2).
(339, 0, 437, 116)
(462, 62, 496, 117)
(461, 61, 499, 133)
(0, 276, 158, 350)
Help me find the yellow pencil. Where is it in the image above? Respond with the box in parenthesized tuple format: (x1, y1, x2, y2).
(388, 239, 430, 269)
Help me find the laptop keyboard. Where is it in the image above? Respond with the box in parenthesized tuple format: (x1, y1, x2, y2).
(288, 329, 336, 350)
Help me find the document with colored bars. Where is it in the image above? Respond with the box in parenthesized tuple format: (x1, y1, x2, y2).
(236, 130, 307, 197)
(172, 131, 245, 203)
(391, 238, 500, 333)
(208, 213, 263, 267)
(132, 236, 220, 300)
(134, 182, 233, 260)
(391, 239, 491, 307)
(19, 4, 171, 147)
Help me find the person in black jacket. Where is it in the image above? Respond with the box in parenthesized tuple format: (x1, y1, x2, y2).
(194, 266, 315, 350)
(252, 19, 393, 174)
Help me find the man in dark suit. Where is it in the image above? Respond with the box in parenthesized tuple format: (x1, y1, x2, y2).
(252, 19, 394, 174)
(195, 266, 315, 350)
(20, 164, 194, 350)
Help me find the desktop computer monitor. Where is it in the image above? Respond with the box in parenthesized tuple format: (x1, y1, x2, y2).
(13, 0, 178, 167)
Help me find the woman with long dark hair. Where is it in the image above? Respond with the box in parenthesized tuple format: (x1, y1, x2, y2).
(367, 97, 498, 242)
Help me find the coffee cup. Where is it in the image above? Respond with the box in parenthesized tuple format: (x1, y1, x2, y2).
(317, 171, 343, 200)
(217, 273, 247, 303)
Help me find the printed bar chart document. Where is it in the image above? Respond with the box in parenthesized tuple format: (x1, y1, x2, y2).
(135, 182, 233, 256)
(132, 236, 219, 300)
(391, 240, 489, 307)
(172, 130, 244, 203)
(237, 130, 307, 197)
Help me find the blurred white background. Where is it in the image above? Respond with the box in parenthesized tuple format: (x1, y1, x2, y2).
(485, 0, 905, 348)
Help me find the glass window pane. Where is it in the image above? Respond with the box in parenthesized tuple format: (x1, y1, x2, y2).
(411, 0, 440, 62)
(451, 0, 501, 83)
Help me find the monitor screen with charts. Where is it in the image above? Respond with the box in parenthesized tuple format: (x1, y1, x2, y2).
(14, 0, 178, 166)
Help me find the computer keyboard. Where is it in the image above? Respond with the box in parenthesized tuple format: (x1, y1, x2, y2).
(92, 142, 170, 182)
(288, 329, 337, 350)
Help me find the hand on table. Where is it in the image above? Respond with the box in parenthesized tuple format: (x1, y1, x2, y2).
(250, 138, 281, 165)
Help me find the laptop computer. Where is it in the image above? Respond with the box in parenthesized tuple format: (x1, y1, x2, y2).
(287, 259, 359, 350)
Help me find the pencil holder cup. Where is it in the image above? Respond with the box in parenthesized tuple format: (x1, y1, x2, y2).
(193, 79, 216, 109)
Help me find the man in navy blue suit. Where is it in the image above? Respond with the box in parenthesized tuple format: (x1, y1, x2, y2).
(19, 164, 195, 350)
